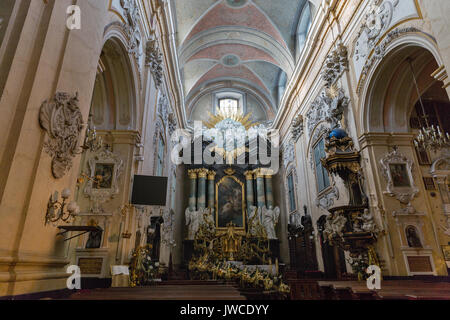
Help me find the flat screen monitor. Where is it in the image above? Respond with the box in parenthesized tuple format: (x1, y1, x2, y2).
(131, 175, 168, 206)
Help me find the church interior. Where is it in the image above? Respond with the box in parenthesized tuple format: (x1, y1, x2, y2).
(1, 0, 450, 301)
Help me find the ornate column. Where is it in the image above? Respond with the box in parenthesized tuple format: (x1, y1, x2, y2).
(245, 171, 255, 209)
(255, 168, 266, 208)
(207, 170, 216, 210)
(197, 169, 208, 209)
(265, 170, 274, 208)
(188, 169, 197, 211)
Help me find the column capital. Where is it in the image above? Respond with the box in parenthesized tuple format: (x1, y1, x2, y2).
(253, 168, 265, 178)
(188, 169, 198, 179)
(197, 168, 208, 178)
(207, 170, 216, 180)
(244, 171, 254, 180)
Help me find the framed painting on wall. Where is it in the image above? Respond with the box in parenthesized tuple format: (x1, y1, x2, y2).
(215, 175, 245, 230)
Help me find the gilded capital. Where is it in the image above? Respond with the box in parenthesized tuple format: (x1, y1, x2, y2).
(207, 170, 216, 180)
(244, 171, 254, 180)
(197, 168, 208, 178)
(254, 168, 265, 179)
(188, 169, 198, 179)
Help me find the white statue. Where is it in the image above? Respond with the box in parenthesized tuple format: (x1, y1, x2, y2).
(185, 207, 201, 240)
(262, 206, 280, 239)
(361, 209, 377, 233)
(289, 211, 302, 228)
(324, 213, 347, 241)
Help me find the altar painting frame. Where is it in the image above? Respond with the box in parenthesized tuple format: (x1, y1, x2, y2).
(215, 175, 246, 231)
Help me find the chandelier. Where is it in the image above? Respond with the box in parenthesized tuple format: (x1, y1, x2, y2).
(409, 59, 450, 152)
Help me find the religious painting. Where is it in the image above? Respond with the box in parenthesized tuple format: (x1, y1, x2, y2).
(216, 176, 245, 229)
(389, 163, 411, 188)
(94, 163, 114, 189)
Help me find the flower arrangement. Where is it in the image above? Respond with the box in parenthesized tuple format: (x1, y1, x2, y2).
(129, 245, 163, 287)
(188, 255, 290, 298)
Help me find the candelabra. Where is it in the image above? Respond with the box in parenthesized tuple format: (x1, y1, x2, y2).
(45, 188, 80, 225)
(408, 58, 450, 152)
(414, 125, 450, 152)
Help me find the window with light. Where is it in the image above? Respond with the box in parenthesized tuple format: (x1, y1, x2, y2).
(219, 98, 239, 114)
(314, 138, 330, 193)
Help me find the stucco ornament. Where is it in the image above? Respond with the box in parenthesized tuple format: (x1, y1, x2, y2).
(146, 37, 163, 89)
(380, 146, 419, 207)
(354, 0, 396, 62)
(315, 186, 340, 210)
(162, 208, 176, 247)
(290, 114, 304, 142)
(321, 43, 348, 88)
(39, 92, 84, 179)
(120, 0, 142, 60)
(282, 143, 295, 168)
(323, 213, 347, 241)
(83, 149, 124, 214)
(185, 207, 201, 240)
(306, 86, 349, 135)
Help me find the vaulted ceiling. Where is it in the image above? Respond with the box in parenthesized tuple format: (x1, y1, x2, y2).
(170, 0, 315, 122)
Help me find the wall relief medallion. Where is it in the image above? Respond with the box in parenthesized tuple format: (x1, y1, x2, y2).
(352, 0, 419, 81)
(306, 86, 349, 136)
(146, 37, 163, 89)
(39, 92, 84, 179)
(380, 146, 419, 206)
(321, 43, 348, 88)
(84, 149, 124, 214)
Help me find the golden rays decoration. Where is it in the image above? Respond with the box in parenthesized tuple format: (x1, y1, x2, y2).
(204, 108, 259, 130)
(326, 83, 339, 99)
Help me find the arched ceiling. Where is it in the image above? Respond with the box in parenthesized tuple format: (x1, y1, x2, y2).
(171, 0, 314, 119)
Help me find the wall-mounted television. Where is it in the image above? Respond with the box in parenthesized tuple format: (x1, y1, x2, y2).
(131, 175, 168, 206)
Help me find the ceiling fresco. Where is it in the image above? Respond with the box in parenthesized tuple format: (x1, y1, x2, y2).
(170, 0, 317, 121)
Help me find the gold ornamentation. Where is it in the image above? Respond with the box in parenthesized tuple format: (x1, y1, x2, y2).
(204, 108, 258, 130)
(207, 170, 216, 180)
(197, 168, 208, 179)
(188, 169, 198, 179)
(224, 167, 236, 176)
(244, 171, 254, 180)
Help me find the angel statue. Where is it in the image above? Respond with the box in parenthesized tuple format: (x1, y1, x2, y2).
(185, 207, 201, 240)
(262, 206, 280, 239)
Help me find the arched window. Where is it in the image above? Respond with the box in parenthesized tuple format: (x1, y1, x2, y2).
(277, 71, 287, 104)
(313, 138, 330, 193)
(287, 171, 297, 213)
(219, 98, 239, 114)
(296, 1, 312, 59)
